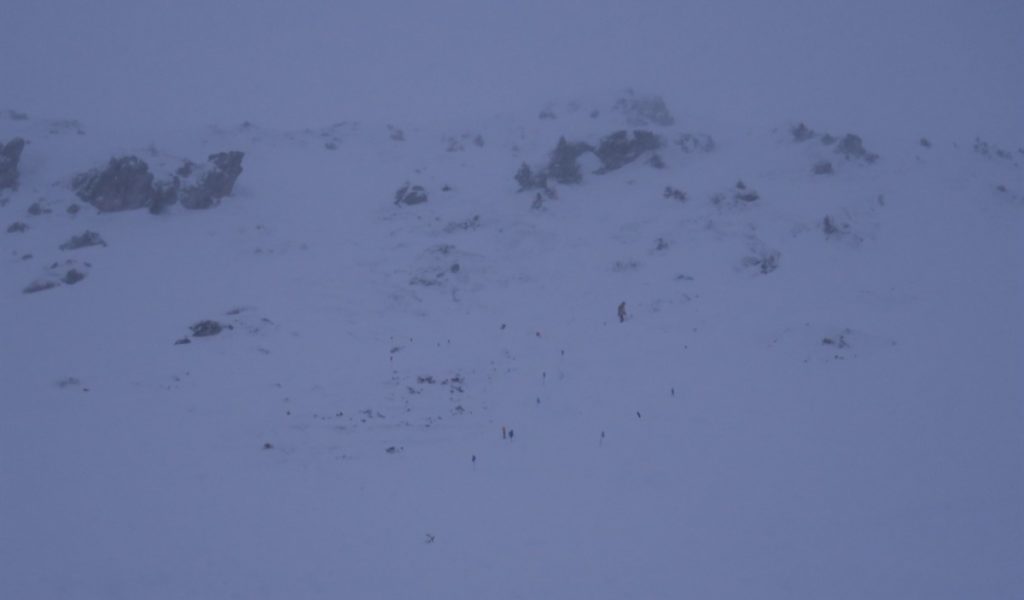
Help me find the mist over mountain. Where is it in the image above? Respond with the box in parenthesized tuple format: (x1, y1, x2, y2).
(2, 2, 1022, 599)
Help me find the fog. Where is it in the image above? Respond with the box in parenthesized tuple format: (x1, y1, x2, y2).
(4, 0, 1022, 139)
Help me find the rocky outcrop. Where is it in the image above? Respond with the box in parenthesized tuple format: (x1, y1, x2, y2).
(835, 134, 879, 163)
(594, 130, 660, 173)
(514, 130, 660, 189)
(178, 151, 245, 209)
(73, 151, 245, 213)
(394, 183, 428, 206)
(72, 156, 155, 212)
(59, 230, 106, 250)
(190, 320, 224, 337)
(1, 137, 26, 191)
(547, 137, 594, 184)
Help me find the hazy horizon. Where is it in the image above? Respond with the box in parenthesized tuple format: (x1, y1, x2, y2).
(3, 0, 1022, 140)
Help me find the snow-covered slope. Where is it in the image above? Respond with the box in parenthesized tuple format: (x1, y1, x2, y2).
(2, 88, 1021, 598)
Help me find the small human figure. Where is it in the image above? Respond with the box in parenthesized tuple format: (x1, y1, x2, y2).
(618, 302, 627, 323)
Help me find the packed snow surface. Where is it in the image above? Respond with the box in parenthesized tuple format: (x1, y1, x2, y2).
(1, 2, 1022, 599)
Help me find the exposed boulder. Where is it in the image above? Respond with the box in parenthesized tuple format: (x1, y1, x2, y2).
(663, 187, 687, 201)
(594, 130, 660, 173)
(178, 151, 245, 209)
(835, 134, 879, 163)
(791, 123, 815, 142)
(1, 137, 26, 191)
(394, 183, 428, 206)
(62, 269, 86, 285)
(515, 162, 547, 191)
(733, 180, 760, 202)
(72, 156, 156, 212)
(27, 201, 51, 216)
(547, 137, 594, 184)
(812, 160, 834, 175)
(190, 320, 224, 337)
(23, 280, 59, 294)
(148, 178, 180, 214)
(59, 230, 106, 250)
(514, 130, 662, 190)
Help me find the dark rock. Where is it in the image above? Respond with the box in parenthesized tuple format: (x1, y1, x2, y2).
(62, 269, 86, 285)
(812, 161, 834, 175)
(663, 187, 687, 201)
(174, 337, 192, 345)
(27, 201, 50, 216)
(547, 137, 593, 184)
(612, 92, 675, 127)
(6, 221, 28, 233)
(974, 138, 1013, 161)
(920, 138, 931, 148)
(148, 179, 180, 214)
(515, 162, 547, 191)
(743, 250, 780, 274)
(59, 230, 106, 250)
(190, 320, 223, 337)
(823, 215, 851, 237)
(73, 151, 244, 213)
(0, 137, 26, 191)
(178, 151, 245, 210)
(72, 156, 155, 212)
(594, 130, 661, 173)
(394, 183, 428, 206)
(175, 161, 197, 178)
(733, 180, 759, 202)
(515, 129, 662, 191)
(23, 280, 58, 294)
(647, 153, 666, 169)
(835, 134, 878, 163)
(792, 123, 815, 142)
(66, 204, 81, 215)
(444, 215, 480, 233)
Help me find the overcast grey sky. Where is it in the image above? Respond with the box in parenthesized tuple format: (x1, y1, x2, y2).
(2, 0, 1021, 139)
